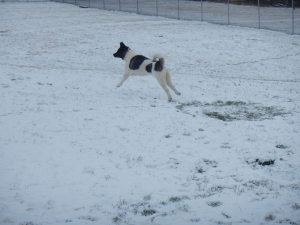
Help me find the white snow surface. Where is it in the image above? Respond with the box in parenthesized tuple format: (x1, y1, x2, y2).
(1, 2, 300, 225)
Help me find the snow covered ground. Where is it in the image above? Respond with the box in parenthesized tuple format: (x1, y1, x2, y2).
(1, 2, 300, 225)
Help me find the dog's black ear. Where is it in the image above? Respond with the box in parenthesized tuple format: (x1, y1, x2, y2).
(120, 42, 125, 46)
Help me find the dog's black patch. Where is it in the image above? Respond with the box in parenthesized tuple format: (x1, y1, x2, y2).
(129, 55, 149, 70)
(154, 60, 163, 72)
(113, 42, 129, 60)
(146, 63, 152, 73)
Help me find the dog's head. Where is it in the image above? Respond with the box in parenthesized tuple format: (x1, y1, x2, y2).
(113, 42, 130, 60)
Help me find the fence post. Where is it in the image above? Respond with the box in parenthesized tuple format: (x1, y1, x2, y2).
(156, 0, 158, 16)
(201, 0, 203, 22)
(258, 0, 260, 29)
(137, 0, 139, 14)
(103, 0, 105, 10)
(119, 0, 121, 11)
(228, 0, 230, 25)
(292, 0, 294, 34)
(178, 0, 180, 20)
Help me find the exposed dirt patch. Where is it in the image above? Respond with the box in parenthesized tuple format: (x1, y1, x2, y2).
(176, 100, 288, 121)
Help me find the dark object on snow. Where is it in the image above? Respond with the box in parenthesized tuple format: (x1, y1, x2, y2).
(246, 159, 275, 166)
(256, 159, 275, 166)
(141, 209, 156, 216)
(276, 144, 288, 149)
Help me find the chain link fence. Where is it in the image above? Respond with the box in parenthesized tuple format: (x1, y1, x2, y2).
(2, 0, 299, 34)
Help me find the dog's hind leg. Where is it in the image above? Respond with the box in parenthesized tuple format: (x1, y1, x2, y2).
(166, 70, 181, 95)
(116, 72, 130, 87)
(154, 73, 172, 102)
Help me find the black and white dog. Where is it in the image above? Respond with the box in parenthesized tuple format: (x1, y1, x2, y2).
(113, 42, 181, 102)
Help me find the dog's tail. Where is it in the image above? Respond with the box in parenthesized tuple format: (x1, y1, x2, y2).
(152, 53, 164, 72)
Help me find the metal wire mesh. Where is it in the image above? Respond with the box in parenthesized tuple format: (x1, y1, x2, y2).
(2, 0, 299, 34)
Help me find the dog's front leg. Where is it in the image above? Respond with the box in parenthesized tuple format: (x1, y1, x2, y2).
(116, 72, 130, 87)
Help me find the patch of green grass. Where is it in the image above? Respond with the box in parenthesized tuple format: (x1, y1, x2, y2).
(169, 196, 182, 203)
(131, 202, 147, 214)
(203, 159, 218, 167)
(176, 100, 288, 121)
(196, 166, 205, 173)
(169, 195, 189, 203)
(277, 219, 299, 225)
(143, 194, 151, 201)
(141, 209, 156, 216)
(291, 203, 300, 210)
(208, 185, 224, 193)
(289, 184, 300, 190)
(244, 180, 271, 188)
(203, 111, 235, 121)
(224, 101, 247, 106)
(265, 213, 276, 221)
(112, 216, 121, 223)
(206, 201, 223, 207)
(176, 101, 202, 110)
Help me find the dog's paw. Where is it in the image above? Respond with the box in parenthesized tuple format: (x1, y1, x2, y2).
(168, 98, 172, 102)
(116, 84, 121, 87)
(176, 92, 181, 96)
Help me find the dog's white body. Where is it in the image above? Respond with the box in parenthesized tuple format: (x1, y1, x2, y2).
(113, 42, 180, 102)
(118, 50, 152, 78)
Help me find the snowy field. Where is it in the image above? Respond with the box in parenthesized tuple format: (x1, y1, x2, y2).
(1, 2, 300, 225)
